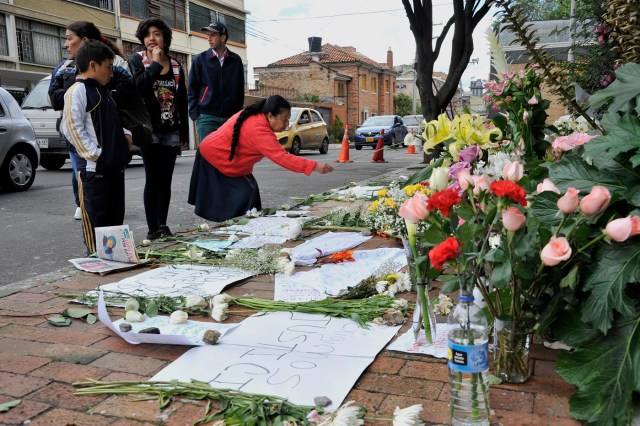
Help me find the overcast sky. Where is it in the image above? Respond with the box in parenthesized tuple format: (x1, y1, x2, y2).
(242, 0, 495, 90)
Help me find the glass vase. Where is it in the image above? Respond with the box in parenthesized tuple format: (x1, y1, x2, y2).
(492, 316, 532, 383)
(401, 237, 418, 290)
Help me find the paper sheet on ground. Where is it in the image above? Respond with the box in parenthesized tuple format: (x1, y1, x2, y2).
(151, 311, 401, 409)
(97, 264, 253, 297)
(336, 185, 384, 199)
(69, 258, 150, 275)
(221, 216, 310, 238)
(95, 225, 139, 263)
(97, 291, 237, 345)
(274, 248, 406, 302)
(191, 239, 233, 252)
(271, 210, 312, 217)
(290, 232, 372, 266)
(386, 323, 454, 359)
(230, 235, 288, 249)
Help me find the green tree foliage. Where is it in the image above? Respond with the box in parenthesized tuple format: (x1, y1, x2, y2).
(331, 115, 345, 143)
(509, 0, 572, 20)
(394, 93, 413, 116)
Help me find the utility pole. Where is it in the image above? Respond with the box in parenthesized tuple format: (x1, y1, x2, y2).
(411, 54, 417, 115)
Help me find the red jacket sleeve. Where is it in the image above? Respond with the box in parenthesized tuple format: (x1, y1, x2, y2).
(247, 117, 317, 176)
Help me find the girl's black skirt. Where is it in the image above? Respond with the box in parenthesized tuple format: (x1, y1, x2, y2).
(187, 150, 262, 222)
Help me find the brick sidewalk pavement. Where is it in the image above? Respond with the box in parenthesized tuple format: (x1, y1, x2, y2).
(0, 201, 581, 425)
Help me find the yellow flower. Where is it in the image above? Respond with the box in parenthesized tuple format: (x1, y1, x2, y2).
(423, 113, 454, 153)
(378, 188, 388, 197)
(368, 200, 379, 211)
(403, 184, 422, 197)
(385, 198, 397, 208)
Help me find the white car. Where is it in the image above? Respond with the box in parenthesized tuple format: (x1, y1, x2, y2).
(0, 87, 40, 191)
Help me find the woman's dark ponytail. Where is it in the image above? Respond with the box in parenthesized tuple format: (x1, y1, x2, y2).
(229, 95, 291, 161)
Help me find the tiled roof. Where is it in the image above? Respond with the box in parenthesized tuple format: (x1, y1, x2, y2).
(268, 43, 393, 71)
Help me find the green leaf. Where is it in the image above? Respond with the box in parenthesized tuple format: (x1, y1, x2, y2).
(583, 114, 640, 168)
(553, 307, 601, 347)
(61, 308, 93, 319)
(85, 313, 98, 324)
(145, 300, 159, 317)
(47, 315, 71, 327)
(529, 191, 562, 227)
(587, 62, 640, 112)
(0, 399, 21, 412)
(559, 265, 579, 290)
(548, 153, 624, 194)
(491, 261, 512, 290)
(581, 242, 640, 334)
(556, 315, 640, 424)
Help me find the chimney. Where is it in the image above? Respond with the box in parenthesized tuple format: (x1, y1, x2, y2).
(387, 47, 393, 68)
(308, 37, 322, 61)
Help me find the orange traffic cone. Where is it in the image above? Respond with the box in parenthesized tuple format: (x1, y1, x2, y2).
(335, 125, 353, 163)
(371, 129, 388, 163)
(407, 144, 416, 154)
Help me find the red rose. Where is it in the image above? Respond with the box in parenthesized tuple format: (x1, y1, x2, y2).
(490, 180, 527, 206)
(429, 237, 461, 270)
(427, 188, 462, 217)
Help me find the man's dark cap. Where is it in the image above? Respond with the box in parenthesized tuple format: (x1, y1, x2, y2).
(201, 21, 228, 36)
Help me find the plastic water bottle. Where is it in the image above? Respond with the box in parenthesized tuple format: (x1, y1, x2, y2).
(447, 293, 490, 425)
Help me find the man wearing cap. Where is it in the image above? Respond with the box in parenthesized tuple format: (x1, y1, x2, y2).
(188, 21, 245, 140)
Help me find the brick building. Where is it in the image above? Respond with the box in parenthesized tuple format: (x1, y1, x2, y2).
(253, 37, 399, 133)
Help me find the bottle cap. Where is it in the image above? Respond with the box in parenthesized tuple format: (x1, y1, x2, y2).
(459, 295, 474, 302)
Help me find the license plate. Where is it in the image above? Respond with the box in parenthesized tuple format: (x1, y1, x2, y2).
(36, 139, 49, 148)
(365, 137, 374, 142)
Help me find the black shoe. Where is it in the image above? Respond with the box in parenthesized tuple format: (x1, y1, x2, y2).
(146, 229, 164, 240)
(159, 225, 173, 237)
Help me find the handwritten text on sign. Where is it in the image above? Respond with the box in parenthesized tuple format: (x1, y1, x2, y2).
(151, 311, 401, 409)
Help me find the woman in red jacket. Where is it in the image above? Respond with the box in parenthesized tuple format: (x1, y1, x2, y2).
(188, 95, 334, 221)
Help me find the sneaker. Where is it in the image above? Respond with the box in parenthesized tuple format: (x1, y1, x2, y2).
(146, 229, 164, 241)
(74, 207, 82, 220)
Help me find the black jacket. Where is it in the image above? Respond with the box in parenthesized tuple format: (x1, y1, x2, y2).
(128, 53, 189, 142)
(187, 48, 245, 121)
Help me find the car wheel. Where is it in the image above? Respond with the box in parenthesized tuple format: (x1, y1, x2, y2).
(355, 145, 362, 151)
(1, 147, 37, 192)
(319, 138, 329, 154)
(40, 156, 67, 170)
(291, 137, 301, 156)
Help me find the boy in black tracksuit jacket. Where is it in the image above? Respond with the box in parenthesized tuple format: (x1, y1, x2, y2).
(60, 40, 132, 255)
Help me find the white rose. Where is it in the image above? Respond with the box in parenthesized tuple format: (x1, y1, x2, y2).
(288, 221, 303, 239)
(125, 310, 145, 322)
(124, 298, 140, 312)
(169, 310, 188, 324)
(185, 295, 207, 309)
(211, 304, 229, 322)
(429, 167, 450, 191)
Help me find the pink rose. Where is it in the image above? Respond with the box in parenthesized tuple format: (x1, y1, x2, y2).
(502, 161, 524, 182)
(552, 136, 572, 153)
(458, 169, 474, 191)
(606, 216, 640, 242)
(502, 207, 526, 232)
(528, 95, 538, 105)
(537, 178, 560, 194)
(579, 186, 611, 215)
(523, 110, 529, 124)
(552, 132, 596, 153)
(557, 188, 580, 214)
(540, 236, 572, 266)
(398, 193, 429, 223)
(472, 175, 491, 195)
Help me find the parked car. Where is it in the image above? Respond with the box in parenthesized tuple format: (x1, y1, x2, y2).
(353, 115, 408, 150)
(276, 107, 330, 155)
(0, 87, 40, 191)
(21, 76, 140, 170)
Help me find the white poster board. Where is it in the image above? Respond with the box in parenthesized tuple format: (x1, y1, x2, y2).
(290, 232, 372, 266)
(386, 323, 454, 359)
(98, 264, 253, 297)
(97, 291, 237, 345)
(274, 248, 406, 301)
(151, 311, 401, 409)
(221, 217, 309, 238)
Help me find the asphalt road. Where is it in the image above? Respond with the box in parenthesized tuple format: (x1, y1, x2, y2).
(0, 144, 421, 286)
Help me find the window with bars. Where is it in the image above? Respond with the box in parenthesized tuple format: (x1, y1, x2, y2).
(70, 0, 114, 11)
(16, 18, 65, 66)
(121, 0, 148, 19)
(189, 4, 245, 45)
(0, 14, 8, 56)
